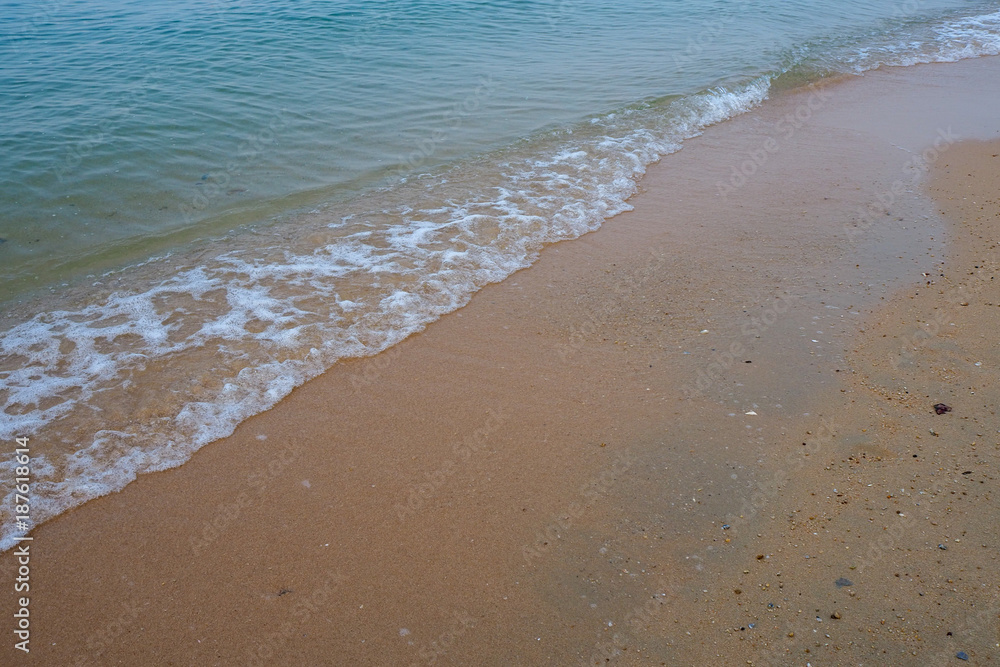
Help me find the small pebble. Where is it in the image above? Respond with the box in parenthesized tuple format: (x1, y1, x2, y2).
(831, 612, 841, 620)
(722, 524, 730, 530)
(834, 578, 854, 588)
(933, 403, 952, 415)
(938, 544, 948, 550)
(957, 651, 969, 661)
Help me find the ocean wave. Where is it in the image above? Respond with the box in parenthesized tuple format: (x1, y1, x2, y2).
(0, 77, 771, 552)
(842, 8, 1000, 71)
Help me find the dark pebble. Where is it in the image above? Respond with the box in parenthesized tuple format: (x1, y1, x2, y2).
(834, 577, 854, 588)
(957, 651, 969, 661)
(933, 403, 952, 415)
(938, 544, 948, 550)
(721, 524, 730, 530)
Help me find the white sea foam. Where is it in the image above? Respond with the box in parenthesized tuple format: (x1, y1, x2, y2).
(0, 79, 772, 551)
(845, 9, 1000, 71)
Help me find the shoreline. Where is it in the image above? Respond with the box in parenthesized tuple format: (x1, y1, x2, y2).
(2, 56, 999, 665)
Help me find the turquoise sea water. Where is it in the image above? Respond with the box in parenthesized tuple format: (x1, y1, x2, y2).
(2, 0, 1000, 549)
(4, 0, 998, 295)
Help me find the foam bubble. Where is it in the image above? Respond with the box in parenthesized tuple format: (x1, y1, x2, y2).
(840, 9, 1000, 72)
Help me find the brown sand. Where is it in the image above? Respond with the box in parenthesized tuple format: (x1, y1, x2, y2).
(2, 57, 999, 666)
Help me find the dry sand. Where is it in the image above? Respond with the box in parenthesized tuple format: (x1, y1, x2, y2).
(2, 57, 999, 666)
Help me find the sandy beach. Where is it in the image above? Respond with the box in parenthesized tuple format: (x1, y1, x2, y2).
(3, 56, 999, 666)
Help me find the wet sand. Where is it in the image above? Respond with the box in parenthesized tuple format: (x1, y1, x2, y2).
(2, 57, 999, 665)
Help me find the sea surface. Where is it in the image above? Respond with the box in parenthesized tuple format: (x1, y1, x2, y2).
(2, 0, 1000, 550)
